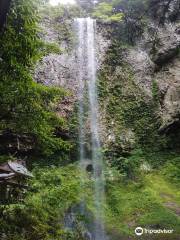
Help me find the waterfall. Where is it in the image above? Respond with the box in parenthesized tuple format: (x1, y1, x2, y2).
(75, 18, 107, 240)
(76, 18, 85, 173)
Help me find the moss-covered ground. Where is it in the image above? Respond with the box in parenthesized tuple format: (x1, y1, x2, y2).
(105, 170, 180, 239)
(0, 160, 179, 240)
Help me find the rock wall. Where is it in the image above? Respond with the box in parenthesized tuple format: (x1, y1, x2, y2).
(35, 16, 110, 128)
(35, 9, 180, 153)
(35, 17, 110, 92)
(126, 21, 180, 131)
(97, 15, 180, 153)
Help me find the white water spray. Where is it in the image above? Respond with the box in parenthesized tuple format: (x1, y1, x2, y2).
(75, 17, 107, 240)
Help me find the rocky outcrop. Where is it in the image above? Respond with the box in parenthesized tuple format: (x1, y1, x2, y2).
(151, 24, 180, 65)
(36, 11, 180, 147)
(156, 58, 180, 131)
(125, 48, 155, 96)
(35, 53, 78, 92)
(35, 18, 111, 143)
(99, 15, 180, 152)
(35, 18, 110, 94)
(35, 17, 77, 93)
(125, 20, 180, 132)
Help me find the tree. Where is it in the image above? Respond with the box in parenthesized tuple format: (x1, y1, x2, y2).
(0, 0, 71, 157)
(93, 0, 147, 43)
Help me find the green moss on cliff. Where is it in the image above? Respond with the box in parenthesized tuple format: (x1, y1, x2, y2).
(98, 61, 164, 150)
(98, 39, 170, 177)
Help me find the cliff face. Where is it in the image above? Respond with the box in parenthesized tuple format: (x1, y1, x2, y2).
(126, 21, 180, 131)
(97, 17, 180, 154)
(35, 16, 110, 123)
(35, 5, 180, 155)
(35, 17, 110, 93)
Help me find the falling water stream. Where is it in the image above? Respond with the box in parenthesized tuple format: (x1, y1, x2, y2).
(75, 18, 107, 240)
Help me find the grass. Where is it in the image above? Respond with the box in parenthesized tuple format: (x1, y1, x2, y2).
(105, 172, 180, 239)
(145, 174, 180, 206)
(1, 164, 179, 239)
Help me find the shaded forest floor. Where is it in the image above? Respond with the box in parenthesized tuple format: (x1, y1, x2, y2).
(1, 160, 179, 240)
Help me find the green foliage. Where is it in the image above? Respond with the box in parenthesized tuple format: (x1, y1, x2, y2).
(108, 13, 124, 22)
(93, 0, 148, 44)
(112, 0, 148, 12)
(110, 149, 144, 180)
(40, 41, 62, 55)
(152, 79, 160, 103)
(162, 160, 180, 186)
(0, 155, 14, 164)
(1, 167, 179, 239)
(0, 0, 72, 157)
(0, 165, 84, 240)
(99, 62, 165, 151)
(76, 0, 96, 13)
(98, 39, 170, 176)
(122, 97, 164, 149)
(93, 2, 113, 20)
(105, 172, 180, 238)
(93, 2, 124, 22)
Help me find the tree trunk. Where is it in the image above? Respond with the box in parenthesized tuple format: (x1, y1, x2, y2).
(0, 0, 12, 30)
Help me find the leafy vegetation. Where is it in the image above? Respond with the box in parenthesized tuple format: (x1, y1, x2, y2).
(98, 58, 168, 177)
(0, 165, 85, 240)
(0, 0, 180, 240)
(0, 0, 72, 158)
(92, 0, 180, 44)
(1, 164, 179, 240)
(93, 2, 124, 22)
(92, 0, 148, 44)
(105, 172, 180, 238)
